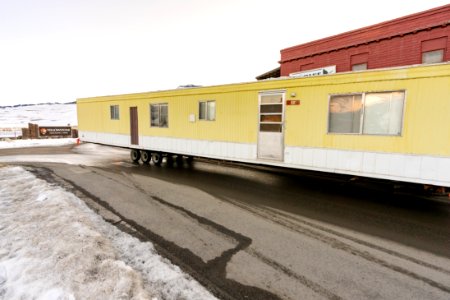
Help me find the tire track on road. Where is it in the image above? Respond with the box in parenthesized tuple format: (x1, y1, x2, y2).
(122, 171, 346, 300)
(223, 197, 450, 294)
(266, 206, 450, 275)
(120, 171, 346, 300)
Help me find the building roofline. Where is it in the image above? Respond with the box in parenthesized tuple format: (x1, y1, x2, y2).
(255, 67, 281, 80)
(280, 4, 450, 63)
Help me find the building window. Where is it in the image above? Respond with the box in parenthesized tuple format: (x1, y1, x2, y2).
(199, 100, 216, 121)
(352, 63, 367, 71)
(110, 105, 119, 120)
(421, 37, 447, 64)
(150, 103, 168, 128)
(422, 49, 444, 64)
(328, 91, 405, 135)
(351, 52, 369, 71)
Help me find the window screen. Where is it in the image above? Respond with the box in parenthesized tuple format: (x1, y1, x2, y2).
(363, 92, 404, 135)
(328, 95, 362, 133)
(110, 105, 119, 120)
(328, 91, 404, 135)
(150, 103, 168, 127)
(199, 100, 215, 121)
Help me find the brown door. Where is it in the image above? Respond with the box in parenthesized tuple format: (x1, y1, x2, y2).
(130, 107, 139, 145)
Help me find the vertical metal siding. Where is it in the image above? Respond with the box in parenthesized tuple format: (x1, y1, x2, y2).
(77, 63, 450, 157)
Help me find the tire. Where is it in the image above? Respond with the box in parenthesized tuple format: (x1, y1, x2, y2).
(186, 156, 194, 163)
(130, 149, 141, 163)
(141, 150, 152, 164)
(166, 154, 174, 165)
(175, 155, 184, 165)
(152, 152, 163, 166)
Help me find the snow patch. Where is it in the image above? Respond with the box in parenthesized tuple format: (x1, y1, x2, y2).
(0, 138, 78, 149)
(0, 141, 131, 167)
(0, 166, 216, 300)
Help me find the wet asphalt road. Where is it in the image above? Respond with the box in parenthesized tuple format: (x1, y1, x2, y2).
(1, 144, 450, 299)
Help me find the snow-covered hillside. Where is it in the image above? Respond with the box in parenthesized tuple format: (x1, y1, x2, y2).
(0, 103, 77, 128)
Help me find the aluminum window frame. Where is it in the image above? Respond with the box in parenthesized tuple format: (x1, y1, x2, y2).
(150, 103, 169, 128)
(327, 90, 406, 136)
(199, 100, 216, 121)
(110, 105, 120, 120)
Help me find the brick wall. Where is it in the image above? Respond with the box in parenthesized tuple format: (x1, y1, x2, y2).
(280, 5, 450, 76)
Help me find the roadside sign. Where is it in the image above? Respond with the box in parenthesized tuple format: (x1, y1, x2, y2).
(39, 126, 72, 137)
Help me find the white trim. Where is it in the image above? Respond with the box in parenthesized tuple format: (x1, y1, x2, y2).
(79, 131, 450, 187)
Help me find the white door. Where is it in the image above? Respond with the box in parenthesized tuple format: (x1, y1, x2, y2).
(257, 92, 285, 161)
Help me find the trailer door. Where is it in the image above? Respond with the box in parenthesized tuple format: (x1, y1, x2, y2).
(258, 92, 285, 161)
(130, 106, 139, 145)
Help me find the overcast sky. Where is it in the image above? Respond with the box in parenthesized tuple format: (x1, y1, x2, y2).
(0, 0, 448, 105)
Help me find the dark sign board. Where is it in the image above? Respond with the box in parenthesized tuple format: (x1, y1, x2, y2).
(286, 100, 300, 105)
(39, 126, 72, 137)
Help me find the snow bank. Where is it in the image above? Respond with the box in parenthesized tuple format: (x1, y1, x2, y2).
(0, 142, 131, 166)
(0, 138, 78, 149)
(0, 166, 216, 300)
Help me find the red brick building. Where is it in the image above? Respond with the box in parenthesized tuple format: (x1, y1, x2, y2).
(259, 5, 450, 79)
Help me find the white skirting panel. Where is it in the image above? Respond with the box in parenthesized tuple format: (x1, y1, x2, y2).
(79, 131, 257, 161)
(79, 131, 450, 187)
(140, 136, 257, 161)
(284, 146, 450, 187)
(80, 131, 131, 148)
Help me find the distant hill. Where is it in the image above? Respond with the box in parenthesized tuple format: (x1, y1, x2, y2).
(0, 103, 77, 128)
(0, 101, 75, 109)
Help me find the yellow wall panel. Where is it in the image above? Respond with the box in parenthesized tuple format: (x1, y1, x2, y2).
(283, 70, 450, 156)
(78, 63, 450, 156)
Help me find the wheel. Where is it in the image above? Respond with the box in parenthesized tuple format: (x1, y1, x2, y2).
(141, 150, 152, 164)
(166, 154, 174, 165)
(175, 155, 184, 165)
(186, 156, 194, 163)
(130, 149, 141, 163)
(152, 152, 163, 166)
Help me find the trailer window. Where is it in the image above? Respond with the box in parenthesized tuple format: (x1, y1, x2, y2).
(110, 105, 119, 120)
(150, 103, 168, 128)
(328, 95, 362, 133)
(328, 91, 404, 135)
(199, 100, 215, 121)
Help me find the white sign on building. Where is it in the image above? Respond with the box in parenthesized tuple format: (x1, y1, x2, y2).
(289, 65, 336, 78)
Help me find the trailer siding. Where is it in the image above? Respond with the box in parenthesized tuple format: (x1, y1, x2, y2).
(285, 75, 450, 156)
(77, 63, 450, 186)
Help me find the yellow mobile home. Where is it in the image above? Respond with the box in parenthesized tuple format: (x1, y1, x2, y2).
(77, 63, 450, 187)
